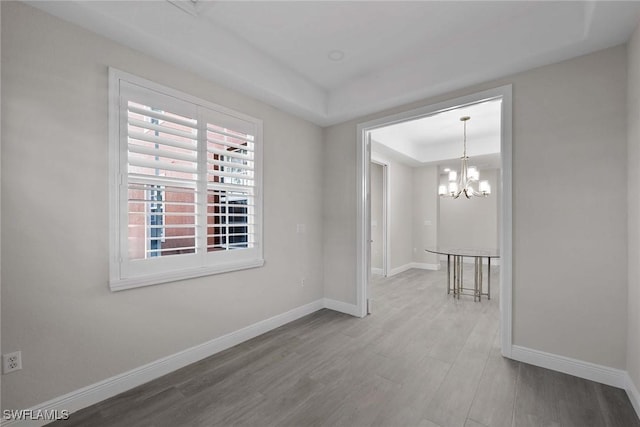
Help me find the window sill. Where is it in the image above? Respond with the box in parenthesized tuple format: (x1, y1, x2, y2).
(109, 258, 265, 292)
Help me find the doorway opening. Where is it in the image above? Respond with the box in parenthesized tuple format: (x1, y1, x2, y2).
(370, 159, 389, 278)
(356, 85, 513, 357)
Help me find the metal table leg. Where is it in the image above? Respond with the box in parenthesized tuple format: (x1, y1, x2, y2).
(458, 256, 463, 299)
(478, 257, 483, 301)
(452, 255, 457, 298)
(447, 254, 451, 295)
(476, 257, 479, 301)
(487, 257, 491, 300)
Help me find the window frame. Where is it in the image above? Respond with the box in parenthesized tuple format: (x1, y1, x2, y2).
(109, 68, 264, 291)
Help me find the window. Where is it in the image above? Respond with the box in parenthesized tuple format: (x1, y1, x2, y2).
(109, 69, 263, 290)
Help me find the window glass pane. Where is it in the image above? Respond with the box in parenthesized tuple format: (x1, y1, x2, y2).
(205, 121, 255, 253)
(127, 101, 198, 261)
(206, 190, 253, 252)
(128, 185, 196, 260)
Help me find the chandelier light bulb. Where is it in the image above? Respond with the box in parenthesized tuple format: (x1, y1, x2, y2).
(468, 166, 479, 181)
(438, 185, 447, 196)
(479, 180, 491, 194)
(448, 170, 457, 182)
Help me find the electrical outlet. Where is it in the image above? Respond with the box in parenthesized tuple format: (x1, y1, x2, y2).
(301, 277, 306, 287)
(3, 351, 22, 374)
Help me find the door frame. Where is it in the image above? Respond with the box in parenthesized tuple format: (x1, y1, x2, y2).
(370, 157, 390, 278)
(355, 85, 513, 357)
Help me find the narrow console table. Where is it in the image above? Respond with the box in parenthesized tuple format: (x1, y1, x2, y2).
(425, 247, 500, 301)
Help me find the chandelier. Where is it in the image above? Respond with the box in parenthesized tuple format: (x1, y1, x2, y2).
(438, 116, 491, 199)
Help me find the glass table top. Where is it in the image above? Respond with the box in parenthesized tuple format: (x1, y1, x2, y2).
(425, 247, 500, 258)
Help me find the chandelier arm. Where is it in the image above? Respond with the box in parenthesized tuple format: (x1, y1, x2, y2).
(470, 186, 489, 197)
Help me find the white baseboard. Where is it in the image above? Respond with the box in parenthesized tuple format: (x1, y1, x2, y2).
(371, 268, 384, 275)
(388, 263, 412, 277)
(625, 373, 640, 419)
(323, 298, 361, 317)
(17, 305, 638, 426)
(410, 262, 440, 271)
(388, 263, 440, 276)
(1, 299, 326, 427)
(511, 345, 640, 419)
(510, 345, 627, 389)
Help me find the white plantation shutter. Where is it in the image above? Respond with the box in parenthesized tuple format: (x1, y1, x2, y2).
(204, 110, 256, 254)
(110, 72, 263, 290)
(126, 96, 199, 261)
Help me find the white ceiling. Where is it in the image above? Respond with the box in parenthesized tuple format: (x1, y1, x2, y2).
(27, 1, 640, 126)
(371, 99, 502, 167)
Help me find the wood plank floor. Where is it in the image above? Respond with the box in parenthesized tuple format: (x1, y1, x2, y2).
(54, 266, 640, 427)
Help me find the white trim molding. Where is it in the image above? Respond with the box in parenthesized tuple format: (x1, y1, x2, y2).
(511, 345, 640, 419)
(411, 262, 440, 271)
(499, 86, 513, 358)
(388, 263, 413, 277)
(388, 263, 440, 277)
(625, 373, 640, 419)
(1, 300, 326, 427)
(323, 298, 361, 317)
(370, 155, 391, 278)
(1, 298, 363, 427)
(510, 345, 628, 389)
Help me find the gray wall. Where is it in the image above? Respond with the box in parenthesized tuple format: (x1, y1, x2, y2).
(389, 161, 414, 271)
(371, 162, 383, 271)
(412, 165, 439, 266)
(628, 21, 640, 395)
(323, 45, 628, 369)
(1, 2, 324, 410)
(371, 159, 441, 272)
(371, 153, 414, 272)
(1, 0, 637, 412)
(438, 168, 499, 249)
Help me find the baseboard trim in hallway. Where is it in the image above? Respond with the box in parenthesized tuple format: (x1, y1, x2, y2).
(511, 345, 627, 388)
(323, 298, 360, 317)
(1, 299, 328, 427)
(511, 344, 640, 418)
(388, 262, 439, 277)
(7, 296, 638, 425)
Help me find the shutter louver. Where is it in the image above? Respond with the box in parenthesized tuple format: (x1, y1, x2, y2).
(127, 101, 198, 260)
(206, 122, 256, 252)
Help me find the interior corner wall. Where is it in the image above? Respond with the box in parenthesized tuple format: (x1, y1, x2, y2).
(1, 2, 324, 410)
(370, 152, 413, 273)
(412, 165, 439, 266)
(323, 44, 628, 370)
(323, 121, 357, 304)
(627, 21, 640, 394)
